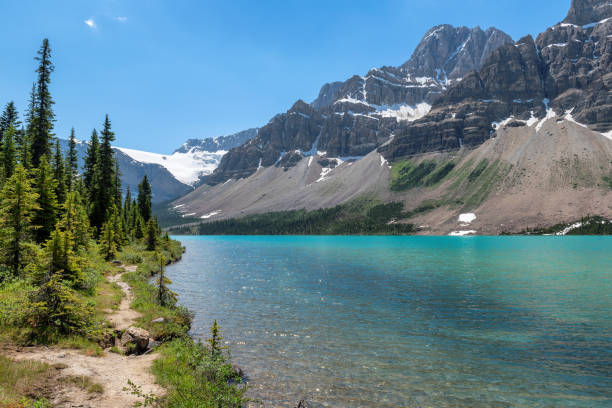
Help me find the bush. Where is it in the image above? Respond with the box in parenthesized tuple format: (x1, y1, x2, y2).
(152, 335, 246, 408)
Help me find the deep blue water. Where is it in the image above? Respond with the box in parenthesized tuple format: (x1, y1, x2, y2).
(166, 236, 612, 408)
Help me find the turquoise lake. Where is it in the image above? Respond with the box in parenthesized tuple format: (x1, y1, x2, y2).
(166, 236, 612, 407)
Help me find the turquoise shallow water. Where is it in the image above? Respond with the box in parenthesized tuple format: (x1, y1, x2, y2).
(166, 236, 612, 408)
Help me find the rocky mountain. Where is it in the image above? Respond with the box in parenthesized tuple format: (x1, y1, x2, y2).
(206, 25, 513, 185)
(169, 0, 612, 234)
(173, 128, 258, 154)
(59, 128, 258, 203)
(380, 0, 612, 160)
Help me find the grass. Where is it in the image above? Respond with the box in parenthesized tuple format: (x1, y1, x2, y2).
(61, 375, 104, 394)
(390, 159, 456, 191)
(151, 338, 246, 408)
(0, 355, 52, 407)
(602, 169, 612, 189)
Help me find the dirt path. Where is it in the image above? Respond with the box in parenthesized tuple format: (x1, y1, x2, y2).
(6, 265, 164, 408)
(107, 265, 140, 331)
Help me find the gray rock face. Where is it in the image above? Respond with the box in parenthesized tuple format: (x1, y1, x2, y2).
(381, 8, 612, 161)
(173, 128, 258, 154)
(401, 25, 514, 80)
(311, 82, 344, 109)
(207, 24, 512, 185)
(564, 0, 612, 26)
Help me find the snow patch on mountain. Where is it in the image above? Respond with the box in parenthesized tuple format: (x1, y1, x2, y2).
(116, 146, 226, 186)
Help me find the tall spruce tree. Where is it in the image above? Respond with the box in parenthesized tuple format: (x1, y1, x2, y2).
(53, 139, 66, 204)
(33, 156, 58, 243)
(57, 190, 90, 252)
(66, 127, 78, 191)
(31, 39, 55, 167)
(0, 165, 40, 276)
(83, 129, 99, 193)
(1, 127, 17, 181)
(90, 115, 116, 231)
(0, 101, 21, 144)
(137, 175, 152, 222)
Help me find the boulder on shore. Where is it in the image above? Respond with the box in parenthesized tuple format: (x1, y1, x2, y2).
(120, 326, 150, 354)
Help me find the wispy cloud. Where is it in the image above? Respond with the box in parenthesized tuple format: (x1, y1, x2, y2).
(84, 18, 96, 29)
(116, 16, 127, 23)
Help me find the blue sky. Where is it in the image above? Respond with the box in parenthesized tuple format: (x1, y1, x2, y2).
(0, 0, 568, 153)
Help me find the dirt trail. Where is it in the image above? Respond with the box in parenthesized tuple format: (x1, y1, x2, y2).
(107, 265, 140, 331)
(6, 265, 164, 408)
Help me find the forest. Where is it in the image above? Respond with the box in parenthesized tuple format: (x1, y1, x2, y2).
(0, 39, 245, 407)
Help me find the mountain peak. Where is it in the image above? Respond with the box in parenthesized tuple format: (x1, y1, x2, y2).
(563, 0, 612, 25)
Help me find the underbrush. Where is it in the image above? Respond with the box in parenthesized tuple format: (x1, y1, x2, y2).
(152, 337, 246, 408)
(0, 355, 52, 407)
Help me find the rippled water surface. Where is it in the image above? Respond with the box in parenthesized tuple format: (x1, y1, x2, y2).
(167, 236, 612, 407)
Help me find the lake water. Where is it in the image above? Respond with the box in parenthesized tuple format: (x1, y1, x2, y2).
(166, 236, 612, 408)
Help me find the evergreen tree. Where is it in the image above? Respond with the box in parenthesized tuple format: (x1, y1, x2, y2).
(32, 156, 58, 243)
(0, 165, 40, 276)
(57, 191, 90, 252)
(83, 129, 99, 193)
(66, 127, 78, 191)
(207, 320, 224, 358)
(114, 159, 122, 210)
(20, 84, 37, 169)
(156, 252, 176, 307)
(90, 116, 115, 231)
(99, 220, 117, 261)
(1, 127, 17, 181)
(30, 39, 55, 167)
(0, 101, 21, 144)
(43, 228, 83, 284)
(137, 175, 152, 222)
(53, 139, 66, 204)
(145, 218, 158, 250)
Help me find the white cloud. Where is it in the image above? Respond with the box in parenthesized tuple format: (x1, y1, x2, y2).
(84, 18, 96, 29)
(116, 16, 127, 23)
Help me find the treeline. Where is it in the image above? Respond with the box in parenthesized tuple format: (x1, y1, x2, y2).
(170, 200, 416, 235)
(0, 39, 165, 340)
(516, 216, 612, 235)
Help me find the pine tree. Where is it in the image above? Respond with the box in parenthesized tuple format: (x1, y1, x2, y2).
(44, 228, 83, 284)
(145, 218, 158, 250)
(32, 156, 58, 243)
(99, 220, 117, 261)
(90, 116, 116, 231)
(114, 159, 122, 210)
(137, 175, 152, 222)
(0, 165, 40, 276)
(0, 101, 21, 144)
(207, 320, 224, 358)
(30, 39, 55, 167)
(57, 191, 90, 252)
(156, 252, 176, 307)
(1, 127, 17, 181)
(83, 129, 99, 193)
(53, 139, 66, 204)
(66, 127, 78, 191)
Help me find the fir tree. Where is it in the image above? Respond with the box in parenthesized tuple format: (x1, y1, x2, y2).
(57, 191, 90, 252)
(31, 39, 55, 167)
(1, 127, 17, 181)
(114, 159, 122, 210)
(99, 220, 117, 261)
(66, 127, 78, 191)
(207, 320, 224, 358)
(83, 129, 99, 193)
(90, 116, 116, 231)
(32, 156, 58, 243)
(44, 228, 83, 284)
(53, 139, 66, 204)
(0, 165, 40, 276)
(145, 218, 158, 250)
(137, 175, 152, 222)
(156, 252, 176, 307)
(0, 101, 21, 144)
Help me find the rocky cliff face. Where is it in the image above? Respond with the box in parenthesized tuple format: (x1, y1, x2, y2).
(207, 25, 513, 185)
(174, 128, 258, 154)
(564, 0, 612, 26)
(380, 4, 612, 160)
